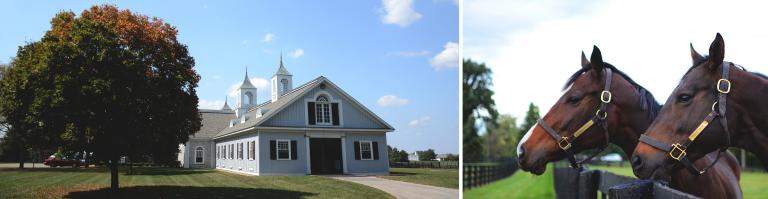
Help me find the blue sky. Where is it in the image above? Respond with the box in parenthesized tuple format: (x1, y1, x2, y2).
(0, 0, 459, 154)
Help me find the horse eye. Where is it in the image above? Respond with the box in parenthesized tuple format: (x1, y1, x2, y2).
(677, 94, 692, 103)
(567, 95, 582, 103)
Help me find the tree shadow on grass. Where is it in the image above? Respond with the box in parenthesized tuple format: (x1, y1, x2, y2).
(0, 167, 213, 175)
(64, 185, 317, 199)
(387, 171, 418, 176)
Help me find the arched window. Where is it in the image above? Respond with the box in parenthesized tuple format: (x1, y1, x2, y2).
(315, 95, 331, 124)
(195, 147, 204, 164)
(244, 92, 253, 105)
(281, 79, 289, 93)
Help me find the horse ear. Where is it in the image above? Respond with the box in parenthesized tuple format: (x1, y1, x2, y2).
(690, 43, 704, 65)
(590, 45, 604, 72)
(581, 51, 590, 69)
(707, 33, 725, 70)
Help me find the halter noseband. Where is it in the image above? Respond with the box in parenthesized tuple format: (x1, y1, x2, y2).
(638, 62, 733, 175)
(538, 68, 613, 169)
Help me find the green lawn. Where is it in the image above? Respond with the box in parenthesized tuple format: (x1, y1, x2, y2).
(0, 166, 393, 199)
(464, 164, 768, 198)
(463, 165, 554, 198)
(379, 168, 458, 189)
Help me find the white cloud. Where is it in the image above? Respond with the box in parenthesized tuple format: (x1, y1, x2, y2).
(380, 0, 422, 27)
(464, 0, 768, 119)
(198, 99, 225, 110)
(377, 95, 409, 107)
(262, 33, 275, 43)
(227, 77, 270, 98)
(409, 116, 432, 127)
(387, 50, 430, 57)
(430, 42, 459, 70)
(289, 48, 304, 58)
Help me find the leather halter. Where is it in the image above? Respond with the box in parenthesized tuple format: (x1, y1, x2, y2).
(538, 68, 613, 169)
(638, 62, 733, 175)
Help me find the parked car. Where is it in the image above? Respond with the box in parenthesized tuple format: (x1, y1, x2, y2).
(43, 154, 87, 168)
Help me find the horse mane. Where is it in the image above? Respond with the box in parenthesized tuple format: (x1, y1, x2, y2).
(563, 63, 662, 120)
(687, 55, 767, 80)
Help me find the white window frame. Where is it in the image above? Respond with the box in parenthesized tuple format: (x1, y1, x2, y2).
(194, 146, 204, 164)
(359, 141, 373, 160)
(315, 96, 332, 125)
(276, 139, 291, 160)
(249, 141, 256, 160)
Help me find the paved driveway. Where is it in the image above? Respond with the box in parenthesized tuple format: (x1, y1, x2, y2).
(331, 176, 459, 199)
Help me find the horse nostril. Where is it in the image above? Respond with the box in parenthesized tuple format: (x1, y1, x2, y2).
(631, 155, 643, 169)
(517, 147, 526, 159)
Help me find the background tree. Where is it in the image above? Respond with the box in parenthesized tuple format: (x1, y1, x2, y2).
(463, 59, 497, 162)
(484, 114, 520, 161)
(519, 103, 540, 135)
(0, 5, 201, 191)
(417, 149, 437, 161)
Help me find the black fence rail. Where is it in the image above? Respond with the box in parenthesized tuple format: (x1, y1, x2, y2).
(463, 160, 518, 190)
(553, 167, 700, 199)
(390, 161, 458, 169)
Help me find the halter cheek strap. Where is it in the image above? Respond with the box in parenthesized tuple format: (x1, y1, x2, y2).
(538, 68, 613, 169)
(638, 62, 733, 175)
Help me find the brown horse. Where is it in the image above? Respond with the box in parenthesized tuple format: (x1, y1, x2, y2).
(632, 34, 768, 181)
(517, 46, 741, 198)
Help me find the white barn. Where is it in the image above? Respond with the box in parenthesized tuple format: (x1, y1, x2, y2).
(179, 58, 394, 175)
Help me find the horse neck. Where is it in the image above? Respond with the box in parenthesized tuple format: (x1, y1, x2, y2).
(608, 87, 658, 157)
(730, 69, 768, 167)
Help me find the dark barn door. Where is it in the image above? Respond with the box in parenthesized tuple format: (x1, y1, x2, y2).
(310, 138, 343, 174)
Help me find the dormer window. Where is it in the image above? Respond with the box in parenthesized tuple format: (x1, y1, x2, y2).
(315, 96, 331, 125)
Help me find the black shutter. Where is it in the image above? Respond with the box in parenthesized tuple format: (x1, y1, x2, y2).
(291, 140, 298, 160)
(332, 103, 340, 126)
(354, 141, 361, 160)
(308, 102, 316, 125)
(373, 142, 380, 160)
(269, 140, 276, 160)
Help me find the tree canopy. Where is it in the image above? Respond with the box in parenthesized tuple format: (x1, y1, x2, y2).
(462, 59, 497, 162)
(0, 5, 201, 191)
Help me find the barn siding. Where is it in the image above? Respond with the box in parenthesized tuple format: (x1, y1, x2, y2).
(215, 132, 259, 174)
(344, 132, 389, 174)
(262, 86, 385, 129)
(257, 131, 308, 175)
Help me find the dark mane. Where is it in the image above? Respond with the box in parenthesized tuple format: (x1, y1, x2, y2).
(686, 56, 767, 80)
(563, 63, 661, 120)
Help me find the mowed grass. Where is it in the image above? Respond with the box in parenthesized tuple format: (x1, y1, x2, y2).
(0, 166, 393, 199)
(464, 164, 768, 198)
(379, 168, 458, 189)
(463, 165, 554, 199)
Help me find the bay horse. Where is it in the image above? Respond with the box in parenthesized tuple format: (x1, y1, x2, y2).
(632, 34, 768, 181)
(517, 46, 741, 198)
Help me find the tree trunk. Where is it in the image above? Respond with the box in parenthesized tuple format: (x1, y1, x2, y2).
(110, 157, 119, 192)
(17, 145, 24, 169)
(128, 157, 133, 175)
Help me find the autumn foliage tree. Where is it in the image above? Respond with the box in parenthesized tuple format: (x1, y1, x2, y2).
(0, 5, 201, 191)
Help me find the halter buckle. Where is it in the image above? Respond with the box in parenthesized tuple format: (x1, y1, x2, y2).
(595, 109, 608, 120)
(669, 143, 687, 161)
(600, 91, 612, 103)
(558, 137, 572, 150)
(717, 79, 731, 94)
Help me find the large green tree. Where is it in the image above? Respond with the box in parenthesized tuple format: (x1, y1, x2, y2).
(417, 149, 437, 161)
(0, 5, 201, 191)
(463, 59, 497, 162)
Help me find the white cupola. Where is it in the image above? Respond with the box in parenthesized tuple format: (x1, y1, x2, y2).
(271, 55, 293, 102)
(236, 67, 257, 118)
